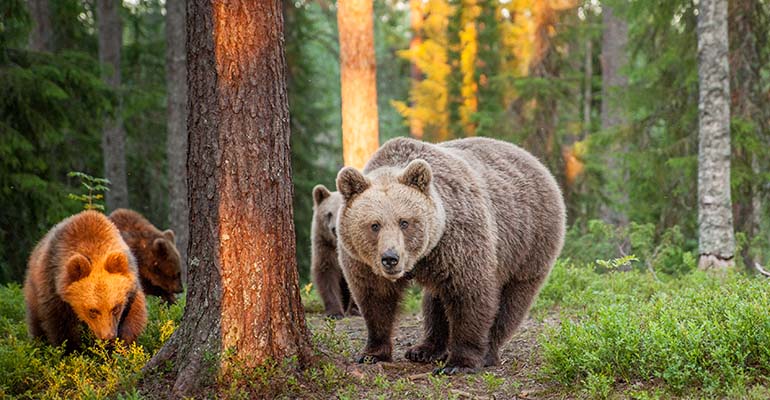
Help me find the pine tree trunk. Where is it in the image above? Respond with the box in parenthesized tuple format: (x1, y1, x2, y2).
(143, 1, 312, 396)
(583, 35, 592, 137)
(27, 0, 53, 52)
(599, 5, 629, 227)
(338, 0, 380, 169)
(697, 0, 735, 269)
(165, 0, 189, 280)
(408, 0, 424, 140)
(97, 0, 129, 210)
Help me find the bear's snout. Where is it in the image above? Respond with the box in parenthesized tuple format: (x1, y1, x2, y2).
(381, 249, 400, 272)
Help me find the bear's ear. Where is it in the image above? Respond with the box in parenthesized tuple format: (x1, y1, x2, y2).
(104, 252, 129, 275)
(153, 238, 170, 257)
(336, 167, 370, 202)
(312, 184, 331, 206)
(398, 159, 432, 194)
(64, 254, 92, 284)
(162, 229, 176, 243)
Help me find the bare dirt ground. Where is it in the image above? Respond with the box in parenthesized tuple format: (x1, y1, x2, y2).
(306, 311, 568, 399)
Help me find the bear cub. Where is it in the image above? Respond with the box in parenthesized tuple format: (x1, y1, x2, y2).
(109, 209, 183, 304)
(311, 185, 359, 318)
(336, 137, 565, 375)
(24, 210, 148, 348)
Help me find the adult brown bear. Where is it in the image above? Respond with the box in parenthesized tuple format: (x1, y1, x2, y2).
(336, 137, 565, 374)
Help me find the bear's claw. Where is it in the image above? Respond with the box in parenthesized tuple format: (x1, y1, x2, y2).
(357, 354, 385, 364)
(405, 345, 447, 364)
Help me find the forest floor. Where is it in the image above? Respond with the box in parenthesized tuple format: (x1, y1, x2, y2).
(305, 310, 566, 400)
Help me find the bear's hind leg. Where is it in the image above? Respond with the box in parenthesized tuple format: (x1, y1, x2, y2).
(405, 291, 448, 363)
(341, 277, 360, 316)
(483, 274, 547, 367)
(313, 264, 346, 319)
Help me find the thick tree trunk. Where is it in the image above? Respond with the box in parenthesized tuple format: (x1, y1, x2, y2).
(97, 0, 129, 210)
(165, 0, 189, 280)
(338, 0, 380, 169)
(408, 0, 424, 139)
(599, 5, 629, 227)
(27, 0, 53, 52)
(697, 0, 735, 269)
(143, 1, 312, 396)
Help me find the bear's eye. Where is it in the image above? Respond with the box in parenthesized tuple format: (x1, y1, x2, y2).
(111, 305, 121, 316)
(399, 220, 409, 230)
(326, 212, 332, 219)
(88, 309, 100, 319)
(371, 223, 380, 233)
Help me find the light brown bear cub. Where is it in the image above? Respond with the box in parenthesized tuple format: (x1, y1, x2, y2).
(336, 137, 565, 375)
(109, 209, 183, 304)
(24, 210, 148, 349)
(311, 185, 359, 318)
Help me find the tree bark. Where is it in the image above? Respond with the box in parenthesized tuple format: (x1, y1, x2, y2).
(697, 0, 735, 269)
(97, 0, 129, 210)
(27, 0, 53, 52)
(143, 1, 312, 396)
(583, 35, 592, 137)
(338, 0, 380, 169)
(599, 5, 629, 227)
(165, 0, 189, 280)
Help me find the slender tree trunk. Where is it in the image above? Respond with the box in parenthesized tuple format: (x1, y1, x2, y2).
(583, 35, 592, 137)
(599, 5, 629, 227)
(728, 0, 765, 267)
(165, 0, 189, 280)
(27, 0, 53, 52)
(338, 0, 380, 169)
(409, 0, 424, 139)
(143, 1, 312, 396)
(97, 0, 129, 210)
(697, 0, 735, 270)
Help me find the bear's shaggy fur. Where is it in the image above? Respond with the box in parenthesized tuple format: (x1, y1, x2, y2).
(24, 211, 148, 348)
(311, 185, 359, 318)
(109, 209, 183, 304)
(336, 137, 565, 374)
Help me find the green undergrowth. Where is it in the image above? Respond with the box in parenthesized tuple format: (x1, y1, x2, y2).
(0, 284, 184, 399)
(539, 260, 770, 398)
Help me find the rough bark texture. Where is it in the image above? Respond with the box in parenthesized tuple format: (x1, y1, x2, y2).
(165, 0, 189, 280)
(143, 1, 312, 396)
(728, 0, 766, 266)
(27, 0, 53, 52)
(97, 0, 129, 210)
(338, 0, 380, 169)
(697, 0, 735, 269)
(599, 5, 629, 227)
(408, 0, 424, 139)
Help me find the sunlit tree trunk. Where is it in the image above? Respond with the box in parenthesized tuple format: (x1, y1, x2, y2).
(27, 0, 52, 52)
(599, 5, 629, 227)
(143, 0, 312, 396)
(338, 0, 379, 169)
(97, 0, 129, 209)
(409, 0, 424, 139)
(165, 0, 189, 279)
(697, 0, 735, 270)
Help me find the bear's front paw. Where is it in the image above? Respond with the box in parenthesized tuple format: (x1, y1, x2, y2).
(405, 344, 447, 364)
(356, 353, 391, 364)
(324, 312, 344, 320)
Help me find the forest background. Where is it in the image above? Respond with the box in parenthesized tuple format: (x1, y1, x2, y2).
(2, 0, 768, 284)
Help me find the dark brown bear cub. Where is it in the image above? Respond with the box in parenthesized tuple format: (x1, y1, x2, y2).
(311, 185, 359, 318)
(109, 209, 183, 304)
(336, 137, 565, 375)
(24, 210, 148, 348)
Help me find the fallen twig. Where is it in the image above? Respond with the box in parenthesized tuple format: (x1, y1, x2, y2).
(754, 262, 770, 277)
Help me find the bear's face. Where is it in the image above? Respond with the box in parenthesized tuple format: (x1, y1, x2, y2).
(312, 185, 343, 243)
(336, 160, 444, 281)
(147, 231, 183, 297)
(58, 252, 136, 341)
